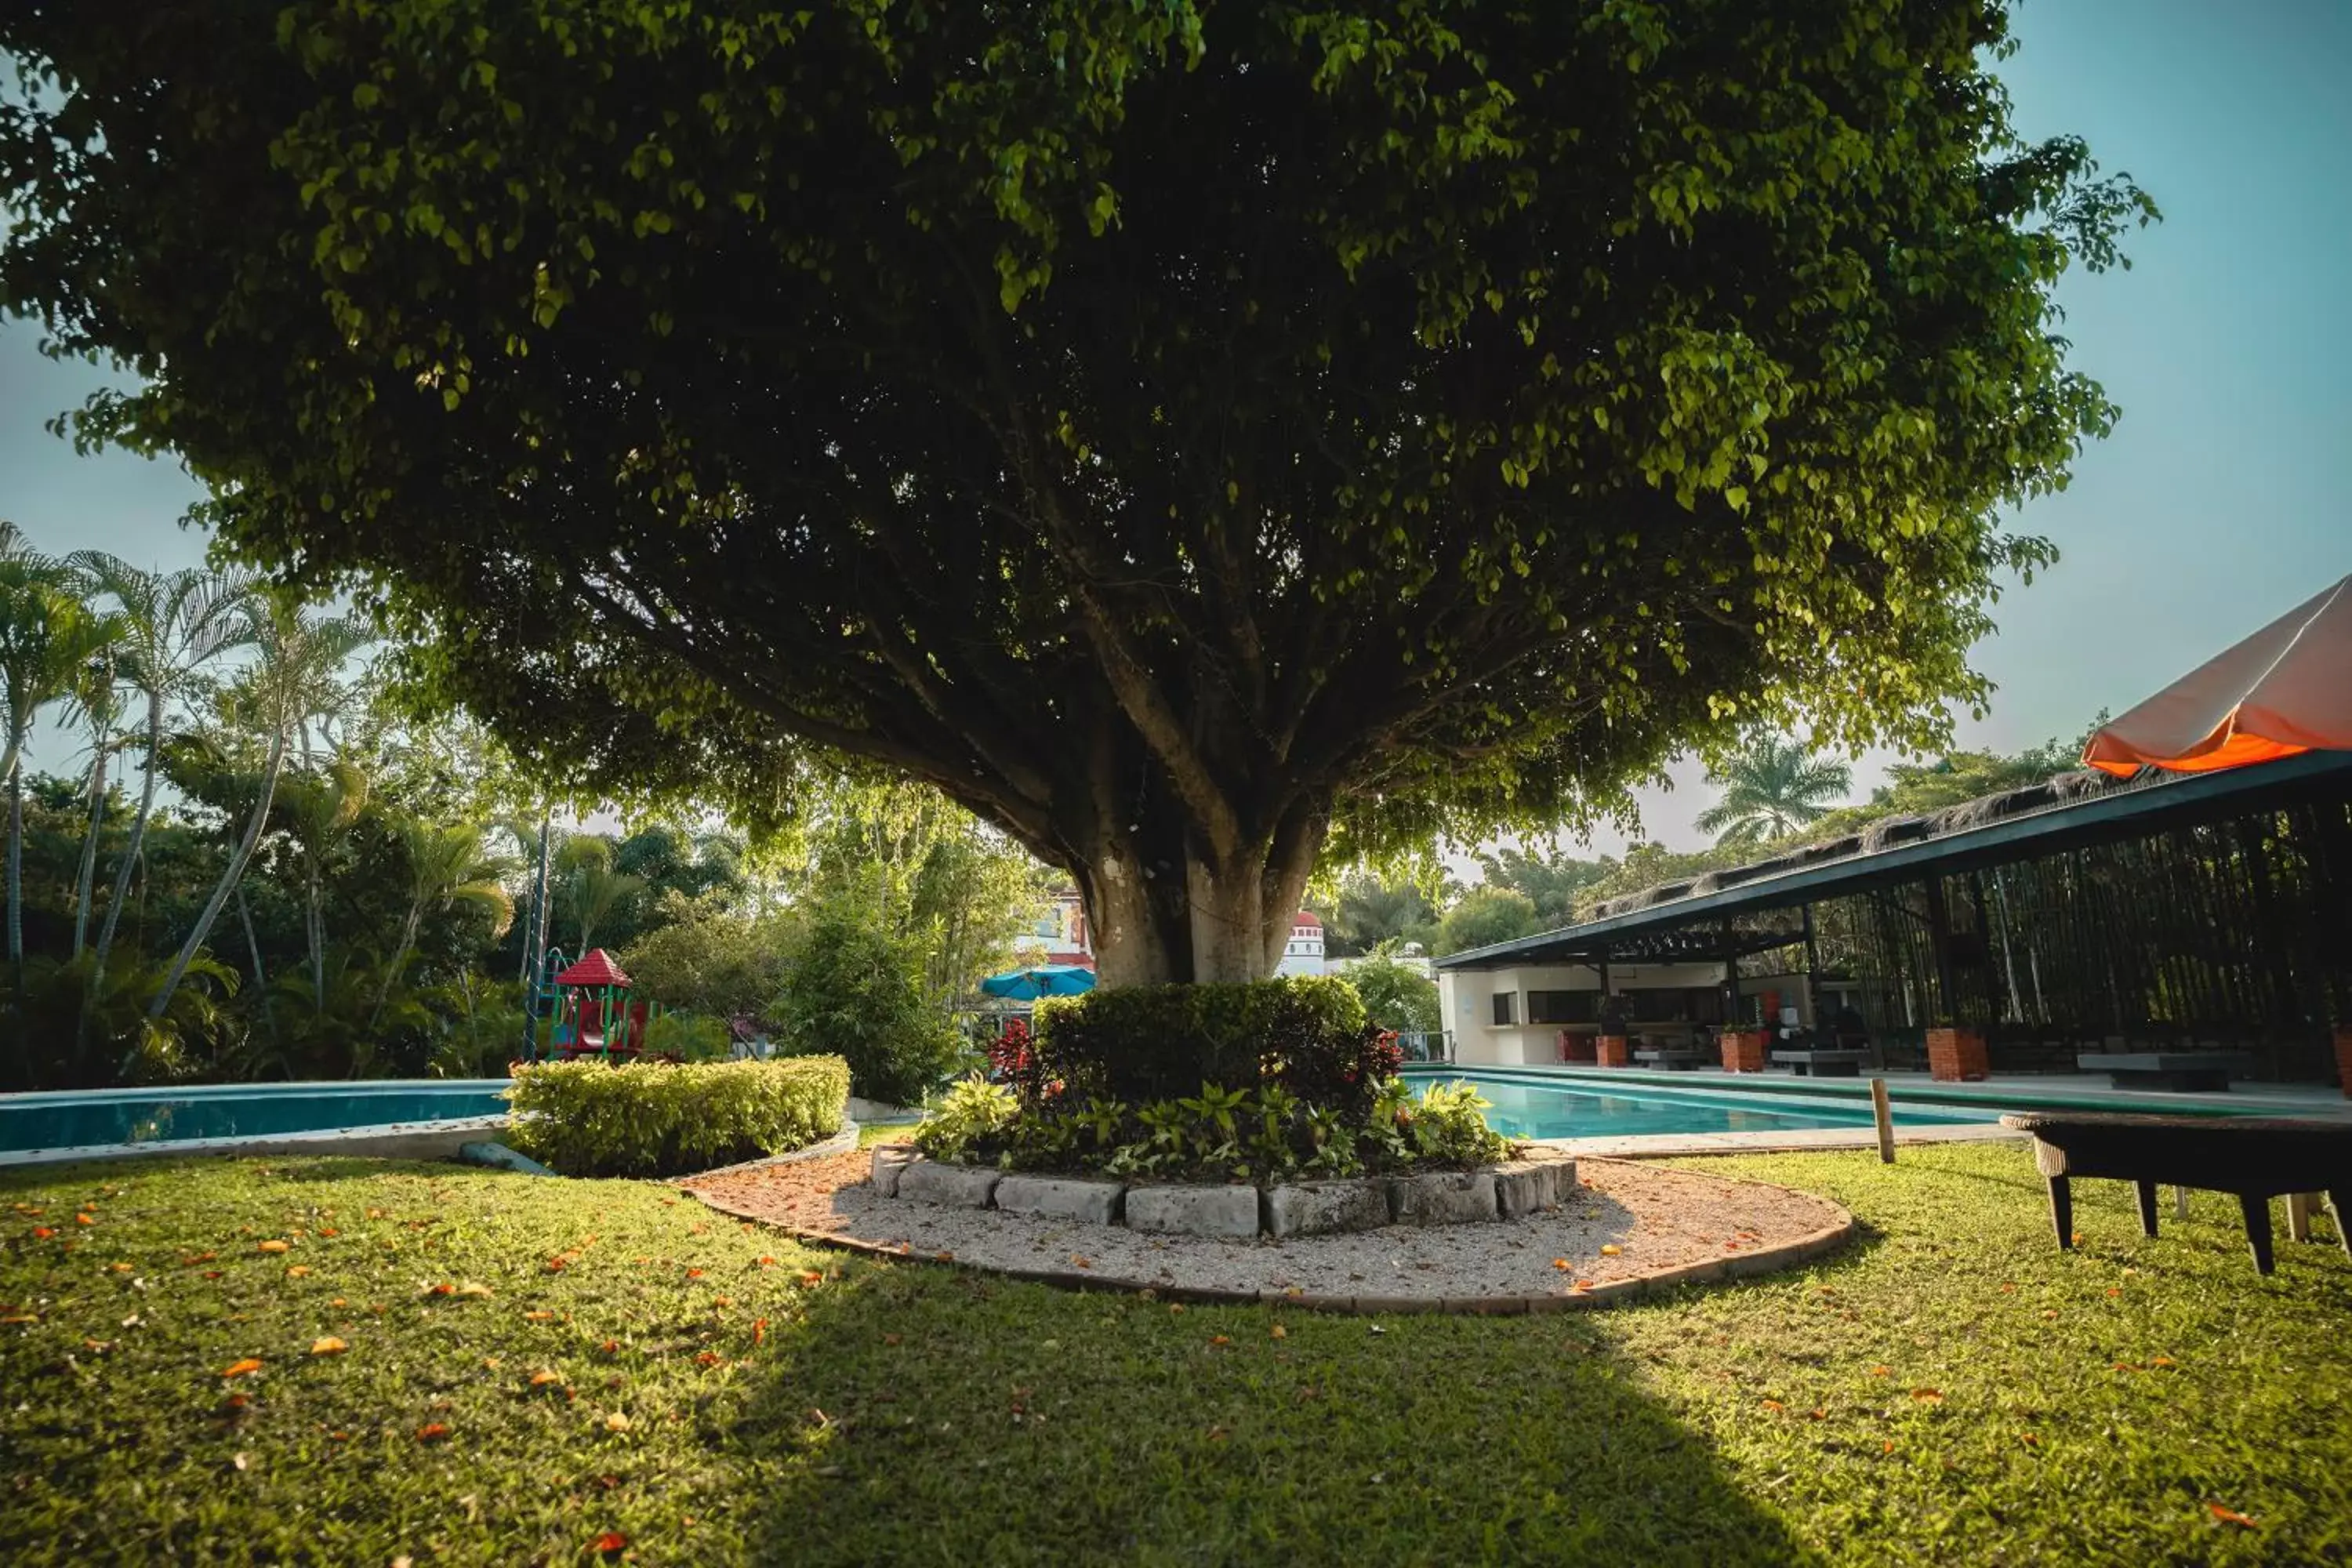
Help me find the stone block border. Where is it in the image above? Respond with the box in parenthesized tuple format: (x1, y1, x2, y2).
(873, 1149, 1574, 1237)
(684, 1156, 1859, 1317)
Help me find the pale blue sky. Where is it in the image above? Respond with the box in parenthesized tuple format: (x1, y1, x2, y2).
(2, 0, 2345, 850)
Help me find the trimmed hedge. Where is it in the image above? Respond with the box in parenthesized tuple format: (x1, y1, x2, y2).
(1029, 975, 1379, 1110)
(503, 1056, 849, 1178)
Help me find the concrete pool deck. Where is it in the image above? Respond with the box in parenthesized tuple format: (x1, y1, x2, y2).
(1408, 1062, 2352, 1120)
(0, 1114, 509, 1169)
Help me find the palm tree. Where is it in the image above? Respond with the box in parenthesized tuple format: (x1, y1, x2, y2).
(67, 554, 256, 998)
(556, 837, 642, 951)
(274, 756, 371, 1009)
(62, 641, 131, 956)
(373, 818, 516, 1026)
(0, 535, 123, 977)
(147, 598, 375, 1026)
(1695, 738, 1854, 848)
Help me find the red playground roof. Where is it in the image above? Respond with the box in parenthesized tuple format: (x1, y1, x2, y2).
(555, 949, 631, 988)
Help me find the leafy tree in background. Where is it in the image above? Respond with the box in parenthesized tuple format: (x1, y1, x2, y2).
(1323, 869, 1444, 959)
(1436, 887, 1544, 957)
(1472, 845, 1609, 931)
(767, 906, 960, 1105)
(0, 0, 2154, 988)
(0, 532, 122, 982)
(1340, 942, 1442, 1034)
(1694, 738, 1855, 848)
(619, 890, 799, 1023)
(554, 837, 643, 954)
(67, 554, 257, 1006)
(149, 599, 375, 1026)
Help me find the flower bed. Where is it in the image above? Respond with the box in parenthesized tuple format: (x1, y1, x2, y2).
(929, 977, 1511, 1184)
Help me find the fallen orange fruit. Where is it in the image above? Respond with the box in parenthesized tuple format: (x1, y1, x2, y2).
(416, 1422, 450, 1442)
(221, 1358, 263, 1378)
(2208, 1503, 2258, 1528)
(257, 1240, 289, 1254)
(309, 1337, 348, 1356)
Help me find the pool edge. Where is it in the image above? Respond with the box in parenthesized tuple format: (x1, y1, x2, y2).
(0, 1115, 510, 1169)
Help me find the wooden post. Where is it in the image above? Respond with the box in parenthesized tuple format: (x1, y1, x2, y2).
(1869, 1076, 1896, 1164)
(2286, 1192, 2313, 1245)
(1800, 903, 1822, 1027)
(2175, 1185, 2191, 1221)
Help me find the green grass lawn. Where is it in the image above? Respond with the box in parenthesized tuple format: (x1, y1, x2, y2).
(2, 1143, 2346, 1566)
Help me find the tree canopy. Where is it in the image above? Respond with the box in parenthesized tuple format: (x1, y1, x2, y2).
(0, 0, 2153, 984)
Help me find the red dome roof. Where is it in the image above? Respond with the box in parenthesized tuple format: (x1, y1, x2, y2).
(554, 949, 632, 988)
(1292, 910, 1323, 929)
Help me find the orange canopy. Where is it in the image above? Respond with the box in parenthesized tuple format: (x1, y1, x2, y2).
(2082, 574, 2352, 777)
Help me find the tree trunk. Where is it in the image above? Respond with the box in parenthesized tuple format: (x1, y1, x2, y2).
(306, 862, 326, 1009)
(149, 725, 286, 1025)
(89, 689, 165, 993)
(72, 745, 109, 956)
(1077, 820, 1323, 988)
(371, 899, 426, 1030)
(7, 762, 23, 996)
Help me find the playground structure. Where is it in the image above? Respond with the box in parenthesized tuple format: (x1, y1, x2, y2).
(526, 947, 666, 1063)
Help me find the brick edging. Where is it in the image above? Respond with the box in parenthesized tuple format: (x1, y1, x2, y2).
(682, 1160, 1859, 1316)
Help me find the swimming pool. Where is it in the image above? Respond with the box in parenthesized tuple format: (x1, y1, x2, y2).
(1401, 1069, 1999, 1141)
(0, 1080, 512, 1156)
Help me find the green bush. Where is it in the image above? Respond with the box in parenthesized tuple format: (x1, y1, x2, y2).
(916, 1073, 1512, 1183)
(766, 909, 961, 1104)
(1029, 975, 1373, 1108)
(912, 1075, 1018, 1161)
(1338, 943, 1442, 1033)
(641, 1010, 731, 1062)
(504, 1056, 848, 1178)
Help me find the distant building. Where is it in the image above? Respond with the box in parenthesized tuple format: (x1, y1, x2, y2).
(1015, 890, 1327, 978)
(1274, 910, 1327, 977)
(1013, 886, 1096, 971)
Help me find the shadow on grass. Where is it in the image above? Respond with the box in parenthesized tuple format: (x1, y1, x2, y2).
(724, 1257, 1824, 1567)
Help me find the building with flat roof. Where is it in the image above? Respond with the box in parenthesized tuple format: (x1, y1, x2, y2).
(1436, 751, 2352, 1084)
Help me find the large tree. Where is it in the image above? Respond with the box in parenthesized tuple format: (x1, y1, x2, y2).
(0, 0, 2151, 985)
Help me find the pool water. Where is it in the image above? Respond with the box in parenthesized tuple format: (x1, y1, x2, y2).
(1403, 1069, 1996, 1141)
(0, 1081, 512, 1154)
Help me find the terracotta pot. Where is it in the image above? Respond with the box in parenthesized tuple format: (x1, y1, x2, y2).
(1719, 1030, 1768, 1073)
(1926, 1026, 1989, 1083)
(1595, 1035, 1631, 1068)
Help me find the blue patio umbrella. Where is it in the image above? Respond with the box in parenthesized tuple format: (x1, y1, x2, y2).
(978, 964, 1098, 1001)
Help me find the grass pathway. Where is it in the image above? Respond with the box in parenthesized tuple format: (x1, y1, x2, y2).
(2, 1143, 2345, 1565)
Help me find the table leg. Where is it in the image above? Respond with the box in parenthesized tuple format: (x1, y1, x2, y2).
(2134, 1180, 2159, 1239)
(2286, 1192, 2312, 1245)
(2174, 1186, 2191, 1221)
(2047, 1175, 2073, 1250)
(2238, 1193, 2275, 1276)
(2328, 1191, 2351, 1260)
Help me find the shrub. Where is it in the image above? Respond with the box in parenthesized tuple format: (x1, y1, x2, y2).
(1025, 975, 1380, 1110)
(641, 1010, 731, 1062)
(766, 909, 962, 1104)
(1338, 944, 1442, 1034)
(912, 1075, 1018, 1161)
(504, 1056, 848, 1178)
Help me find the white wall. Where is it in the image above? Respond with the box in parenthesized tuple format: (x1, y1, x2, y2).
(1437, 962, 1824, 1066)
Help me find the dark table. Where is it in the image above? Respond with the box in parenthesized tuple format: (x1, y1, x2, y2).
(1998, 1111, 2352, 1275)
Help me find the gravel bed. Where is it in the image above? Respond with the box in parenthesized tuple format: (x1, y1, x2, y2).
(683, 1152, 1848, 1303)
